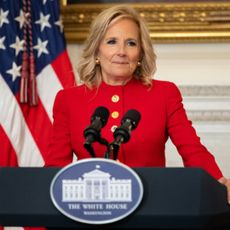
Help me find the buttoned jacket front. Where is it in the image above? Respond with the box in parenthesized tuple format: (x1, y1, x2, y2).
(46, 79, 222, 179)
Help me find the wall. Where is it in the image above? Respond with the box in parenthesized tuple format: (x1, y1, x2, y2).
(155, 43, 230, 177)
(67, 43, 230, 177)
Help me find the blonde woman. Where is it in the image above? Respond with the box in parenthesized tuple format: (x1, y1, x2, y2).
(46, 5, 230, 203)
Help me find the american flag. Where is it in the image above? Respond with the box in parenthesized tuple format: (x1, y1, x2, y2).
(0, 1, 75, 229)
(0, 0, 75, 170)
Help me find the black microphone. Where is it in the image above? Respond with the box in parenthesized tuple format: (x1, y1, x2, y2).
(112, 109, 141, 160)
(84, 106, 110, 145)
(114, 109, 141, 144)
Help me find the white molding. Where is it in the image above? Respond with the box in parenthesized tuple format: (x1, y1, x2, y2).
(179, 86, 230, 123)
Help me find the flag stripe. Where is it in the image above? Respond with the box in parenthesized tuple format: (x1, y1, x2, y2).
(0, 125, 18, 167)
(0, 75, 44, 167)
(36, 64, 63, 121)
(51, 50, 76, 88)
(17, 95, 53, 163)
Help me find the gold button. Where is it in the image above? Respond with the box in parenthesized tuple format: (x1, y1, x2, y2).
(111, 95, 119, 103)
(111, 111, 119, 119)
(111, 125, 117, 132)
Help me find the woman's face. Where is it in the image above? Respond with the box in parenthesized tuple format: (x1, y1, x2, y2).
(97, 18, 141, 85)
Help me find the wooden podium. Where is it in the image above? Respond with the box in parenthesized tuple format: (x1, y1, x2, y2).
(0, 167, 230, 229)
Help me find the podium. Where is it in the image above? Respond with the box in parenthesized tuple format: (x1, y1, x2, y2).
(0, 167, 230, 229)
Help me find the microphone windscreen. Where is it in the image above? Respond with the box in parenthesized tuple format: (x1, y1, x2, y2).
(91, 106, 110, 127)
(122, 109, 141, 129)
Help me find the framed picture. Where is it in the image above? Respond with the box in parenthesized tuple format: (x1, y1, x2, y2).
(60, 0, 230, 43)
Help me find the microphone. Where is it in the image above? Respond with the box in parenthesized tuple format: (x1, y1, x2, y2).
(112, 109, 141, 160)
(84, 106, 110, 145)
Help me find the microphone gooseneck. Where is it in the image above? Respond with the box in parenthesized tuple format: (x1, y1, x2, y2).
(83, 106, 110, 157)
(112, 109, 141, 160)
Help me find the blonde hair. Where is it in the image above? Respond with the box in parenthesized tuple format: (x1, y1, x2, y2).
(77, 5, 156, 88)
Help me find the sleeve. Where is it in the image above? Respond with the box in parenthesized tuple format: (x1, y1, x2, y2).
(166, 82, 223, 180)
(45, 90, 73, 167)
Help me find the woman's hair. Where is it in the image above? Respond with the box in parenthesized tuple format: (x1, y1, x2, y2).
(77, 4, 157, 88)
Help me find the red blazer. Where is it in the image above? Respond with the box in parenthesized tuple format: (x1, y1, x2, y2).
(46, 79, 223, 179)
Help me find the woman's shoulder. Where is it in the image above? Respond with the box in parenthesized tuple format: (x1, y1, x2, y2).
(152, 79, 182, 100)
(56, 84, 90, 98)
(152, 79, 177, 89)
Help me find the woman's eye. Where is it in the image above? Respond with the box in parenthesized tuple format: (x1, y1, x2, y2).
(106, 39, 116, 45)
(127, 40, 137, 46)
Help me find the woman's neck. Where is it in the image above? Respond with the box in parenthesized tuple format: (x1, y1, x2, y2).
(102, 76, 133, 86)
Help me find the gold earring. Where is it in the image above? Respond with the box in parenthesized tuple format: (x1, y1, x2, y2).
(95, 58, 100, 65)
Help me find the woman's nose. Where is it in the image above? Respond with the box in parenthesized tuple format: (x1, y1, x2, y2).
(117, 44, 126, 56)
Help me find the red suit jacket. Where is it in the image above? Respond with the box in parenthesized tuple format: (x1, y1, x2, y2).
(46, 78, 223, 179)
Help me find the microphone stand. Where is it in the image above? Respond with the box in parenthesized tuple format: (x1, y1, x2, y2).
(104, 138, 123, 160)
(84, 135, 110, 158)
(83, 140, 96, 158)
(111, 136, 124, 160)
(104, 143, 114, 159)
(83, 132, 123, 161)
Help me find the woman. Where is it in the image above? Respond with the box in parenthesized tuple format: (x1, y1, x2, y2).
(46, 5, 230, 202)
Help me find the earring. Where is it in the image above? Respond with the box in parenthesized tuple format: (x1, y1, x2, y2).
(95, 58, 100, 65)
(137, 61, 141, 67)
